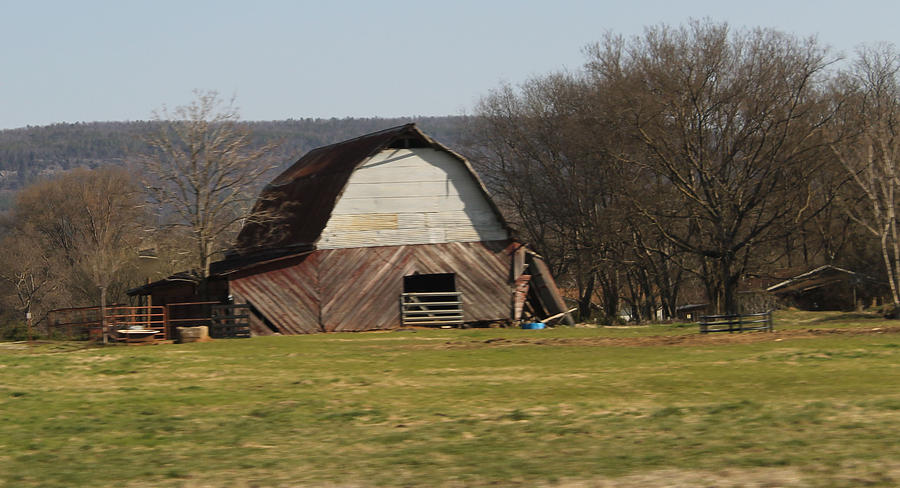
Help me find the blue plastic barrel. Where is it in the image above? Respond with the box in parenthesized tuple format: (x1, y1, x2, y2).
(521, 322, 546, 329)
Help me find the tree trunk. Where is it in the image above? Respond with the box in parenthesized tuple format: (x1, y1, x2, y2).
(577, 272, 596, 322)
(639, 270, 655, 321)
(597, 270, 620, 324)
(881, 228, 900, 305)
(720, 257, 739, 315)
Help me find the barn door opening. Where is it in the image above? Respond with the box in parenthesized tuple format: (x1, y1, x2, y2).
(401, 273, 463, 327)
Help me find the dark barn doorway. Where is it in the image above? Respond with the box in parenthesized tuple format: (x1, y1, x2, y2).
(401, 273, 463, 327)
(403, 273, 456, 294)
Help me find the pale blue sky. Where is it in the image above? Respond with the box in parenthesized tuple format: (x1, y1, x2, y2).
(2, 0, 899, 129)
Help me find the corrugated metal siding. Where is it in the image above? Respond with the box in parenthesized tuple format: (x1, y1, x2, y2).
(229, 254, 321, 334)
(320, 228, 511, 249)
(227, 241, 515, 333)
(317, 148, 509, 249)
(326, 214, 399, 231)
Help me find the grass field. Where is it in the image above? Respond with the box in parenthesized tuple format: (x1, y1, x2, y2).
(1, 311, 899, 487)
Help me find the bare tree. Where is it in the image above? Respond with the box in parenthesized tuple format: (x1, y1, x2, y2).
(10, 167, 147, 310)
(471, 73, 633, 322)
(471, 66, 699, 323)
(142, 90, 279, 277)
(830, 44, 900, 306)
(588, 21, 836, 314)
(0, 227, 58, 328)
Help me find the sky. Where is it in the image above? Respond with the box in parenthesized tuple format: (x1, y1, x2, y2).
(2, 0, 900, 130)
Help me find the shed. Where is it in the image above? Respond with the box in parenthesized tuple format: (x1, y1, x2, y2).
(766, 265, 882, 311)
(210, 124, 572, 333)
(675, 303, 710, 321)
(127, 272, 228, 308)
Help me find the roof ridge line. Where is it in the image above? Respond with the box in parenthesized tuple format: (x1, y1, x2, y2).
(314, 122, 416, 150)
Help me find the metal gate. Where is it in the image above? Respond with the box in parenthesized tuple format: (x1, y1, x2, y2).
(210, 304, 251, 338)
(400, 292, 464, 327)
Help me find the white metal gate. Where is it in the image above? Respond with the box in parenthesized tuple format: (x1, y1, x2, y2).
(400, 292, 463, 327)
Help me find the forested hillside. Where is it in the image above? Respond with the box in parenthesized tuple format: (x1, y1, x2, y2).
(0, 116, 465, 210)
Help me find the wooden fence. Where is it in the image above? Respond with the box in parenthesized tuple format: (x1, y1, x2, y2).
(48, 305, 167, 342)
(699, 311, 773, 334)
(47, 302, 251, 343)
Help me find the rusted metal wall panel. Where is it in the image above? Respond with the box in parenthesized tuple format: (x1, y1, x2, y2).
(229, 254, 321, 334)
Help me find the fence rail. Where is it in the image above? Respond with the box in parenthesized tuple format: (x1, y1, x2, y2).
(165, 301, 218, 331)
(401, 292, 464, 327)
(699, 311, 773, 334)
(47, 301, 253, 343)
(48, 305, 167, 342)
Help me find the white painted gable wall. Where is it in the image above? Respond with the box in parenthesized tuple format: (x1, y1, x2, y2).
(316, 147, 508, 249)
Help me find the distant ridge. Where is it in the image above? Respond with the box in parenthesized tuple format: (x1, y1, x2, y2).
(0, 116, 466, 210)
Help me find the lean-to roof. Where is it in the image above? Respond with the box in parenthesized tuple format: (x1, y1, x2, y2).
(766, 265, 873, 295)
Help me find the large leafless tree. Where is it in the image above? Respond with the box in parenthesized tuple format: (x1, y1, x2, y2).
(472, 21, 842, 319)
(471, 73, 634, 322)
(142, 90, 279, 277)
(587, 21, 836, 314)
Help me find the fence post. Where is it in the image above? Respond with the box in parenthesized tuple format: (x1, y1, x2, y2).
(100, 286, 108, 344)
(165, 304, 172, 340)
(163, 306, 169, 340)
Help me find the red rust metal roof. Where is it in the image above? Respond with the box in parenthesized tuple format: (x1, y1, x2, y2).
(221, 123, 509, 274)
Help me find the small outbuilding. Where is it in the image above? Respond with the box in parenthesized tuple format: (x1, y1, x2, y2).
(127, 272, 228, 308)
(208, 124, 572, 333)
(766, 265, 883, 311)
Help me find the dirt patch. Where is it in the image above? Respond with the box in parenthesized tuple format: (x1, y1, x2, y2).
(544, 467, 810, 488)
(543, 460, 900, 488)
(432, 326, 900, 349)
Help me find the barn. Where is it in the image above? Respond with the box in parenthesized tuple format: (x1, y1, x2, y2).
(207, 124, 572, 334)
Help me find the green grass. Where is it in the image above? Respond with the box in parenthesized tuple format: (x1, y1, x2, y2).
(1, 311, 899, 487)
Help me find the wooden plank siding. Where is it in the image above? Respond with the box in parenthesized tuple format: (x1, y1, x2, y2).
(229, 253, 321, 334)
(227, 241, 516, 333)
(318, 245, 411, 332)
